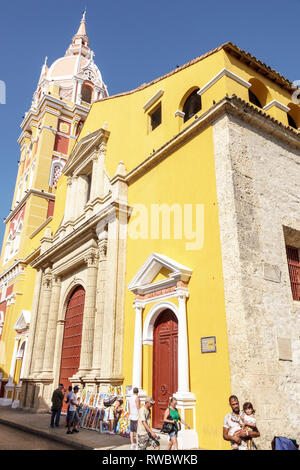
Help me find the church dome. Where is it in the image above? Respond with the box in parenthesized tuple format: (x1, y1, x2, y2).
(31, 11, 108, 109)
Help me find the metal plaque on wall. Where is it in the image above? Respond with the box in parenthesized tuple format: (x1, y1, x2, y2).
(201, 336, 216, 353)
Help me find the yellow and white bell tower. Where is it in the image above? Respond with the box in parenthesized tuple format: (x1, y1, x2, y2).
(0, 12, 106, 407)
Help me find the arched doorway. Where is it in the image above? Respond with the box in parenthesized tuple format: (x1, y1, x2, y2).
(152, 309, 178, 428)
(59, 285, 85, 411)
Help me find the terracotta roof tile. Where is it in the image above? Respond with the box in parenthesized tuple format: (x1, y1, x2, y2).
(95, 42, 295, 105)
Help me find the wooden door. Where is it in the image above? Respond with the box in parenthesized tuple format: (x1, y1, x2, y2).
(152, 309, 178, 429)
(59, 285, 85, 411)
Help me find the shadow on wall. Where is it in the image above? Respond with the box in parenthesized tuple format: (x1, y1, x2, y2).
(19, 381, 51, 413)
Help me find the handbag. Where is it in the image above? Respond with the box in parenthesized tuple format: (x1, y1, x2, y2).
(161, 421, 175, 434)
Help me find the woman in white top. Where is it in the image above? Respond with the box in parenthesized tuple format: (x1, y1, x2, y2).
(128, 387, 141, 449)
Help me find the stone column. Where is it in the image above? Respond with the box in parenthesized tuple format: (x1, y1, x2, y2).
(78, 250, 99, 376)
(33, 268, 52, 374)
(42, 276, 62, 374)
(91, 240, 107, 375)
(132, 302, 144, 390)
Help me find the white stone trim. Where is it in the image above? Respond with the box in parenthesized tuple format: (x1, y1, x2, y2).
(127, 252, 192, 295)
(142, 90, 164, 112)
(175, 110, 185, 118)
(142, 300, 179, 345)
(263, 100, 290, 113)
(197, 68, 251, 96)
(14, 310, 31, 332)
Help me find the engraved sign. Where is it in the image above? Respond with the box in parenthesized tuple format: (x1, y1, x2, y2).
(277, 337, 292, 361)
(201, 336, 216, 353)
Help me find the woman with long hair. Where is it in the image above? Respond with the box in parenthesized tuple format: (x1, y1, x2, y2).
(163, 397, 190, 450)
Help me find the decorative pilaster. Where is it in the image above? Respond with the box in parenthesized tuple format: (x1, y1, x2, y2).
(64, 176, 73, 222)
(91, 240, 107, 375)
(42, 276, 62, 374)
(78, 250, 99, 376)
(132, 302, 144, 390)
(33, 268, 52, 374)
(177, 290, 190, 395)
(76, 79, 84, 104)
(90, 145, 105, 201)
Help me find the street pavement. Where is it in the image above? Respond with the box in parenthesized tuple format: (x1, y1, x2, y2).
(0, 407, 170, 450)
(0, 422, 74, 450)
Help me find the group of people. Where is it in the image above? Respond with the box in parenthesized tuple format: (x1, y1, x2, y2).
(52, 384, 260, 450)
(127, 388, 190, 450)
(50, 383, 80, 434)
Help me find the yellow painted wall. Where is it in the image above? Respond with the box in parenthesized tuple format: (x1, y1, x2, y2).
(122, 128, 232, 450)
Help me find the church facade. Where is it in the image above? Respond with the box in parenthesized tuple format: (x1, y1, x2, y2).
(0, 16, 300, 450)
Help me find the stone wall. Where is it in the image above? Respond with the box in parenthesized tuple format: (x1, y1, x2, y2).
(213, 113, 300, 449)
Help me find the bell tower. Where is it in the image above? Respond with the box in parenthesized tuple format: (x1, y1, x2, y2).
(0, 13, 107, 407)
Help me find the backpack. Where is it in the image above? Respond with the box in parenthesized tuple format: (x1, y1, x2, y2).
(273, 436, 298, 450)
(103, 396, 117, 408)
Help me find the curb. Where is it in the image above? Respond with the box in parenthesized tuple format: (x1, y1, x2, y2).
(0, 417, 95, 450)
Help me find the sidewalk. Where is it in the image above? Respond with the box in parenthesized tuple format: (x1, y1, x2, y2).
(0, 407, 169, 450)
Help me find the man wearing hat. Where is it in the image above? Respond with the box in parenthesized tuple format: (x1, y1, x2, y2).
(137, 397, 160, 450)
(50, 383, 65, 428)
(67, 385, 80, 434)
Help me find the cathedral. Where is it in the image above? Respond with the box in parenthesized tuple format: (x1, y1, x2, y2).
(0, 13, 299, 450)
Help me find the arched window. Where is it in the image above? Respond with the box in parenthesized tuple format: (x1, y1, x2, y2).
(287, 103, 300, 130)
(248, 78, 270, 109)
(287, 114, 297, 130)
(248, 89, 262, 108)
(4, 233, 13, 264)
(13, 221, 22, 255)
(49, 160, 64, 187)
(182, 89, 202, 123)
(81, 85, 93, 104)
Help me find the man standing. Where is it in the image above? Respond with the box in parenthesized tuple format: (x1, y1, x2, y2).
(137, 397, 160, 450)
(223, 395, 260, 450)
(128, 387, 141, 449)
(65, 385, 73, 428)
(67, 385, 80, 434)
(50, 383, 65, 428)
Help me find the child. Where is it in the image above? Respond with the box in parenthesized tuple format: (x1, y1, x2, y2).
(241, 402, 257, 449)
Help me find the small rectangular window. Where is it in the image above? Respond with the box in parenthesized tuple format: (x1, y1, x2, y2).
(150, 104, 161, 131)
(286, 245, 300, 301)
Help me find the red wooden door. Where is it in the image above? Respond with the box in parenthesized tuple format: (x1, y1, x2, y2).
(59, 285, 85, 411)
(152, 309, 178, 429)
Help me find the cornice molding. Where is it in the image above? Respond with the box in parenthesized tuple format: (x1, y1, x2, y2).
(197, 68, 251, 96)
(5, 190, 55, 224)
(263, 99, 290, 113)
(142, 89, 164, 111)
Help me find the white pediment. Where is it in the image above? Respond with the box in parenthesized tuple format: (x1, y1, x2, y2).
(127, 253, 192, 295)
(14, 310, 31, 332)
(64, 127, 109, 176)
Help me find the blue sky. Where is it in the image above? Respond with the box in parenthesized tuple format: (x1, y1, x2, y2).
(0, 0, 299, 242)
